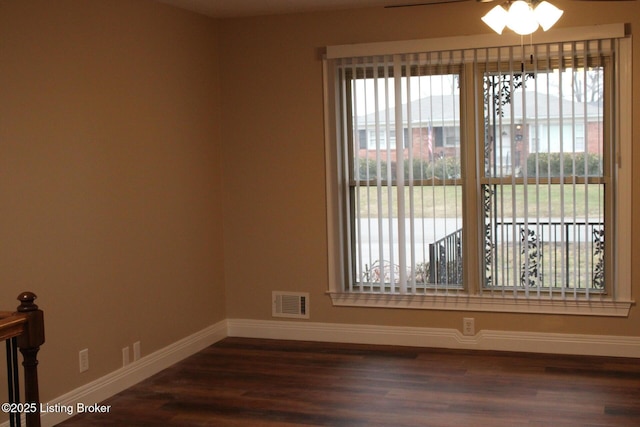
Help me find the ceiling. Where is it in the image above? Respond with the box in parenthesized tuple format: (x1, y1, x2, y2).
(155, 0, 467, 18)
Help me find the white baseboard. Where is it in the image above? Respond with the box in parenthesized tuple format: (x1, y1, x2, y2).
(11, 320, 228, 427)
(4, 317, 639, 427)
(226, 318, 640, 358)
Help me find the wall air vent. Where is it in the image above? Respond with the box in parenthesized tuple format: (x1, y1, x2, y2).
(272, 291, 309, 319)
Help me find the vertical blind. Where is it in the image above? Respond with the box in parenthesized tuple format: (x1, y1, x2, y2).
(340, 53, 464, 294)
(335, 37, 614, 300)
(480, 40, 610, 301)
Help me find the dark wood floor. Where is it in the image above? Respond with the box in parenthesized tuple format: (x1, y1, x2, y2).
(57, 337, 640, 426)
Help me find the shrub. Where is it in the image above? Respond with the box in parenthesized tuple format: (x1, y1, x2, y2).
(526, 152, 602, 177)
(407, 156, 461, 180)
(356, 156, 462, 181)
(358, 158, 387, 181)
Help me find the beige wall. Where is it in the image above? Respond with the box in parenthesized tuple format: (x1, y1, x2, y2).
(220, 0, 640, 334)
(0, 0, 639, 415)
(0, 0, 225, 405)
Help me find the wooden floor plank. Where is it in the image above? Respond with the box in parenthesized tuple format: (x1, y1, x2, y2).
(57, 337, 640, 426)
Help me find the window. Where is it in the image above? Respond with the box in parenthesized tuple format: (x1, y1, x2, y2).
(483, 63, 606, 298)
(359, 128, 409, 150)
(434, 126, 461, 148)
(323, 26, 631, 316)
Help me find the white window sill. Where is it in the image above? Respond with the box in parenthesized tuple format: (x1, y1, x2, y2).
(328, 292, 633, 317)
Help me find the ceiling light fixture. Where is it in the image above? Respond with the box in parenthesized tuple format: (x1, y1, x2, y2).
(482, 1, 563, 35)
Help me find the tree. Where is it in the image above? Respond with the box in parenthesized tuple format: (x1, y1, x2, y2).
(571, 68, 603, 103)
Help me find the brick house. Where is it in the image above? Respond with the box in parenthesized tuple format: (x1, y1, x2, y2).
(355, 91, 603, 176)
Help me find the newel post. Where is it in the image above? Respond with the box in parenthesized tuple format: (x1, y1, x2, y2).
(16, 292, 45, 427)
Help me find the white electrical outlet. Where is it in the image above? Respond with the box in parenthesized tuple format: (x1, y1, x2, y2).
(79, 348, 89, 373)
(133, 341, 141, 361)
(122, 347, 130, 367)
(463, 318, 475, 336)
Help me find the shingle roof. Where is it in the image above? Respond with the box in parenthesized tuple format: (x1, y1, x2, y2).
(356, 92, 602, 125)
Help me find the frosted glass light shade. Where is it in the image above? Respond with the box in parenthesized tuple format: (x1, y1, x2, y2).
(482, 0, 562, 35)
(481, 5, 509, 35)
(507, 1, 539, 35)
(534, 1, 564, 31)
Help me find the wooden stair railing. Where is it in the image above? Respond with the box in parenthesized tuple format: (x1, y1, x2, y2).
(0, 292, 45, 427)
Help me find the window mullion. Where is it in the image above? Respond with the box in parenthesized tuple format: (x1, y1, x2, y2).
(464, 60, 481, 296)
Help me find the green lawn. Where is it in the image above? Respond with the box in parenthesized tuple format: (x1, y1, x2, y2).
(356, 184, 604, 219)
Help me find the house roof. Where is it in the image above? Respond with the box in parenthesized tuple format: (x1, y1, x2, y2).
(356, 92, 603, 126)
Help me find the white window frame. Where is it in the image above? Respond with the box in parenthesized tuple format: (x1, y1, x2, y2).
(367, 128, 397, 150)
(442, 126, 460, 147)
(323, 25, 632, 316)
